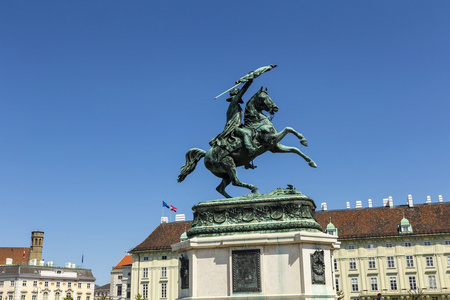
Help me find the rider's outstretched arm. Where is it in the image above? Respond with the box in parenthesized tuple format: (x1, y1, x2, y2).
(234, 79, 253, 102)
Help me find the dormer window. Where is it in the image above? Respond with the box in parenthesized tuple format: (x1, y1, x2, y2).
(326, 219, 338, 236)
(399, 215, 413, 233)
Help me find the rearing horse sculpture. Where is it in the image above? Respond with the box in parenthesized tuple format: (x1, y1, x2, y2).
(178, 87, 317, 198)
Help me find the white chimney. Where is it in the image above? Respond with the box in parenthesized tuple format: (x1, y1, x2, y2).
(175, 214, 186, 222)
(346, 202, 350, 209)
(389, 196, 394, 208)
(368, 199, 373, 208)
(438, 195, 443, 203)
(39, 260, 44, 266)
(71, 263, 76, 268)
(426, 195, 431, 204)
(65, 262, 71, 268)
(6, 258, 13, 265)
(161, 217, 168, 224)
(29, 259, 37, 266)
(407, 194, 414, 207)
(383, 198, 388, 207)
(356, 201, 362, 208)
(321, 202, 327, 211)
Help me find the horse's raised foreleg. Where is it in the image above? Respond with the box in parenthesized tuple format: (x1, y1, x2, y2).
(216, 176, 232, 199)
(271, 143, 317, 168)
(274, 127, 309, 147)
(221, 156, 259, 196)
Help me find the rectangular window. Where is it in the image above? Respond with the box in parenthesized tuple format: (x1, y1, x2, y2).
(161, 267, 167, 278)
(334, 258, 338, 271)
(10, 281, 15, 287)
(143, 268, 148, 278)
(424, 241, 431, 246)
(44, 282, 48, 287)
(448, 256, 450, 266)
(335, 278, 339, 291)
(404, 242, 412, 247)
(0, 281, 3, 287)
(117, 285, 122, 296)
(118, 276, 122, 280)
(143, 256, 149, 261)
(349, 258, 356, 270)
(445, 240, 450, 245)
(428, 275, 437, 290)
(409, 276, 417, 290)
(426, 256, 434, 267)
(387, 256, 395, 268)
(56, 282, 60, 288)
(9, 295, 13, 300)
(406, 255, 414, 267)
(32, 296, 36, 300)
(23, 280, 27, 287)
(161, 283, 167, 298)
(370, 277, 378, 291)
(142, 283, 148, 299)
(368, 257, 376, 269)
(21, 296, 25, 300)
(367, 244, 374, 249)
(351, 278, 359, 292)
(68, 283, 71, 288)
(86, 297, 90, 300)
(87, 284, 91, 289)
(33, 281, 37, 287)
(348, 245, 355, 250)
(161, 255, 168, 260)
(386, 243, 393, 248)
(432, 297, 438, 300)
(390, 276, 397, 290)
(77, 296, 81, 300)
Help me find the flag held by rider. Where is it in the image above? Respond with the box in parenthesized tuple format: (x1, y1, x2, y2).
(214, 64, 277, 99)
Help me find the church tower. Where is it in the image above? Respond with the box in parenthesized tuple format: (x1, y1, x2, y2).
(29, 231, 44, 261)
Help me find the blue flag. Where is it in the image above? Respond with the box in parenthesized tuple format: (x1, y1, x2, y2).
(163, 201, 170, 209)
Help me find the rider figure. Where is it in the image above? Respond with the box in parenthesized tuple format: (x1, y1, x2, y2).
(210, 79, 257, 156)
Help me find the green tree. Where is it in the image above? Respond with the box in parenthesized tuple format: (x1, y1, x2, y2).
(63, 295, 73, 300)
(336, 290, 344, 300)
(135, 293, 146, 300)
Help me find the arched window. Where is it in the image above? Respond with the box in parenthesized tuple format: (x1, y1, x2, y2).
(55, 292, 60, 300)
(43, 292, 48, 300)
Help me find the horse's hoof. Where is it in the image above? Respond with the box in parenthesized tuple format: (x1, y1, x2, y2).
(301, 140, 308, 147)
(309, 161, 317, 168)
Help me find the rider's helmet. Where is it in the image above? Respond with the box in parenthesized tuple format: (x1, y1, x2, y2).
(226, 88, 244, 103)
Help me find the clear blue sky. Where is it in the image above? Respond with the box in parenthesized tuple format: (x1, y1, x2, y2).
(1, 1, 449, 285)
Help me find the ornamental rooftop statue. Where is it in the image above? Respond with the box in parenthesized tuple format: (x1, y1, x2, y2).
(178, 65, 317, 198)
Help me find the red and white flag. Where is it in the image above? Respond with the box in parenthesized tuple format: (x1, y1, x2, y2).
(22, 249, 26, 260)
(170, 205, 177, 212)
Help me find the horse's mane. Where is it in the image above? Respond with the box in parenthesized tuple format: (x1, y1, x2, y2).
(244, 88, 265, 126)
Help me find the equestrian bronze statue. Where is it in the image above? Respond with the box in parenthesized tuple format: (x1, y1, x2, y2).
(178, 65, 317, 198)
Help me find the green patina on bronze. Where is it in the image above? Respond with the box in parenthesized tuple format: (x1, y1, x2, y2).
(178, 65, 317, 199)
(187, 187, 324, 238)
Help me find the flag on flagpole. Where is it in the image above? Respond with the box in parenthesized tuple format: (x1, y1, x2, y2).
(170, 205, 178, 212)
(163, 201, 170, 209)
(81, 255, 84, 264)
(22, 249, 26, 260)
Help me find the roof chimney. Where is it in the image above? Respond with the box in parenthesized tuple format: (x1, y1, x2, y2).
(161, 217, 168, 224)
(346, 202, 350, 209)
(356, 201, 362, 208)
(438, 195, 443, 203)
(426, 195, 431, 204)
(175, 214, 186, 221)
(407, 194, 414, 207)
(368, 199, 373, 208)
(388, 196, 394, 208)
(383, 198, 388, 207)
(6, 258, 13, 265)
(321, 202, 327, 211)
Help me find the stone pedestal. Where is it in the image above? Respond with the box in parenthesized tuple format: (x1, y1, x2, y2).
(172, 188, 340, 300)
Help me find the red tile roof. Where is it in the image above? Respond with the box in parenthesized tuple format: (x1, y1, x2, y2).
(0, 248, 30, 265)
(130, 221, 192, 252)
(112, 255, 132, 270)
(316, 202, 450, 239)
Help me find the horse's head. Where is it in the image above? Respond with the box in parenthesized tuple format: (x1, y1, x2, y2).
(254, 86, 279, 116)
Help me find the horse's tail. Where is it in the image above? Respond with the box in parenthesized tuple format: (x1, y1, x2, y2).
(177, 148, 206, 183)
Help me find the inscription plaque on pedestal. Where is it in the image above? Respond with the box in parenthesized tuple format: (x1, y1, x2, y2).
(232, 249, 261, 292)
